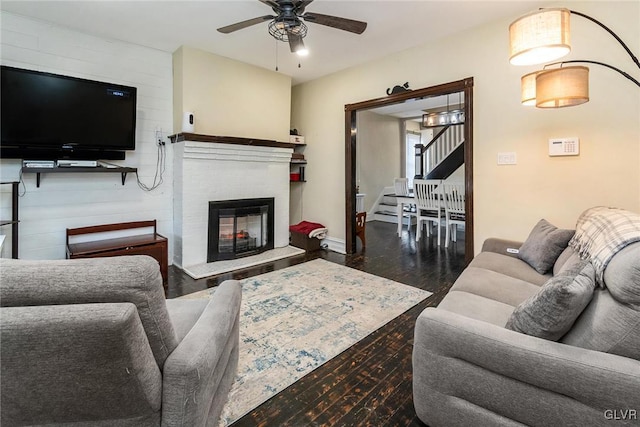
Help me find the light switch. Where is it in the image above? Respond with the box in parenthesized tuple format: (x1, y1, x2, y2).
(497, 152, 517, 165)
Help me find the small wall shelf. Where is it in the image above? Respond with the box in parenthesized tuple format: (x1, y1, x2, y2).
(22, 166, 137, 188)
(290, 143, 306, 183)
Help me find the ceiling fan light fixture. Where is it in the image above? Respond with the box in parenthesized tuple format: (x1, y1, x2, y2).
(289, 36, 308, 56)
(268, 18, 308, 42)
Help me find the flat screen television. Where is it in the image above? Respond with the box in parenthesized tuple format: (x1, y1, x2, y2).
(1, 66, 137, 160)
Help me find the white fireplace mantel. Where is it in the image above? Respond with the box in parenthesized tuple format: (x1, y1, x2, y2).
(172, 134, 293, 268)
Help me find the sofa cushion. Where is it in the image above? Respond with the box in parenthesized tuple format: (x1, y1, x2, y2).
(469, 252, 550, 286)
(450, 267, 542, 307)
(561, 243, 640, 360)
(568, 207, 640, 287)
(505, 261, 596, 340)
(1, 303, 163, 426)
(0, 256, 178, 368)
(603, 242, 640, 304)
(552, 247, 583, 276)
(561, 291, 640, 360)
(165, 298, 209, 342)
(518, 219, 575, 274)
(437, 290, 515, 327)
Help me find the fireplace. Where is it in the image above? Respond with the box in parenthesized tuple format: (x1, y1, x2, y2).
(208, 198, 275, 262)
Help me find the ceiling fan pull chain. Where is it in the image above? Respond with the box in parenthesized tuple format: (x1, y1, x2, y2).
(275, 39, 279, 71)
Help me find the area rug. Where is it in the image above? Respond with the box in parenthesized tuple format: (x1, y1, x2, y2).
(180, 258, 432, 426)
(182, 245, 305, 279)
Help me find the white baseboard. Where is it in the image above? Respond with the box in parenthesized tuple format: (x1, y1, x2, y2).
(322, 236, 346, 254)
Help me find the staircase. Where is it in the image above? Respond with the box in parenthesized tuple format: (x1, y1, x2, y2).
(370, 125, 464, 223)
(417, 124, 464, 180)
(370, 186, 415, 224)
(426, 142, 464, 179)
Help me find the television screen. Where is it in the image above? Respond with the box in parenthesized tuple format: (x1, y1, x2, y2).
(1, 66, 137, 160)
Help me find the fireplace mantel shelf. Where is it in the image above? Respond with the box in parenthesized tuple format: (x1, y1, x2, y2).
(169, 133, 298, 149)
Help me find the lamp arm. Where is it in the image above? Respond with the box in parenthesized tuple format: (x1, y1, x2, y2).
(569, 10, 640, 70)
(547, 60, 640, 87)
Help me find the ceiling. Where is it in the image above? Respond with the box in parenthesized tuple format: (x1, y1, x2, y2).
(0, 0, 550, 86)
(368, 92, 465, 120)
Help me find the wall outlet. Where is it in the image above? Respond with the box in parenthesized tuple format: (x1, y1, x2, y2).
(156, 129, 165, 146)
(497, 152, 517, 165)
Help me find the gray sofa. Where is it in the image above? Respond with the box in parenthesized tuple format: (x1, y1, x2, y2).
(0, 255, 241, 427)
(413, 222, 640, 426)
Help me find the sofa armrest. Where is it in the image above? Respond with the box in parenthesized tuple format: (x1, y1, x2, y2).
(161, 280, 242, 426)
(413, 308, 640, 425)
(481, 238, 523, 258)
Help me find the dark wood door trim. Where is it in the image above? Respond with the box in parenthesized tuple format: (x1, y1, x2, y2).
(345, 78, 475, 264)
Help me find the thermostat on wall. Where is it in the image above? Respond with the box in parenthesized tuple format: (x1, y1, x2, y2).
(549, 137, 579, 156)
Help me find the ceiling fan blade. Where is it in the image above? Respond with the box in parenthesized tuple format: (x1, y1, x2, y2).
(293, 0, 314, 14)
(217, 15, 275, 34)
(288, 33, 306, 53)
(302, 12, 367, 34)
(259, 0, 280, 10)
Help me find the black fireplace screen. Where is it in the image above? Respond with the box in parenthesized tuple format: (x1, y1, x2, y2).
(208, 198, 274, 262)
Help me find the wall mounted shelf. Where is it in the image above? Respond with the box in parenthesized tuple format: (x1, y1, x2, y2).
(22, 166, 137, 188)
(290, 143, 307, 183)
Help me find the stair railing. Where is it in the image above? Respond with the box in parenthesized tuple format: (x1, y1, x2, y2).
(414, 124, 464, 178)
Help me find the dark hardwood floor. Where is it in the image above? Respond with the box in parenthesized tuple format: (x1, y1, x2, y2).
(167, 220, 467, 426)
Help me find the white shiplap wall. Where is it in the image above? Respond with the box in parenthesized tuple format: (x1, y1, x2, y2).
(0, 12, 174, 260)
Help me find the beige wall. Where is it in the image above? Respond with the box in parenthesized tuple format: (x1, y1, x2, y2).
(291, 1, 640, 253)
(357, 110, 402, 213)
(173, 46, 291, 142)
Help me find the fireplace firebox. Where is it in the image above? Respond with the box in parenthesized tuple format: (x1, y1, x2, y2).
(207, 198, 274, 262)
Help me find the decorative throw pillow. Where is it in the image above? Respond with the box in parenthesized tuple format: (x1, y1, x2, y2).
(518, 219, 575, 274)
(505, 261, 596, 341)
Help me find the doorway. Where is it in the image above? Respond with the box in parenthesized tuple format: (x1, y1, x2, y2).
(344, 78, 474, 263)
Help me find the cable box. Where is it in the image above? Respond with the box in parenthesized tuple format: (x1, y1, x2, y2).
(57, 160, 98, 167)
(23, 160, 56, 168)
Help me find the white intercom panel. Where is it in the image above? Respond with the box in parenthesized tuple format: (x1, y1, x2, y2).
(549, 137, 580, 156)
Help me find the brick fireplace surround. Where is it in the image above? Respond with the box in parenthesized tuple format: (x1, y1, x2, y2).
(170, 134, 295, 269)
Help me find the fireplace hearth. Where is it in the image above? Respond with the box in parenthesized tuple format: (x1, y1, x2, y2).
(208, 198, 275, 262)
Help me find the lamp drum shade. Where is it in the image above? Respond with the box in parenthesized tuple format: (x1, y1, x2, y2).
(521, 71, 540, 106)
(535, 66, 589, 108)
(510, 8, 571, 66)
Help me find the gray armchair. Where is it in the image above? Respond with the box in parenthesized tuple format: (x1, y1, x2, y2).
(0, 255, 241, 426)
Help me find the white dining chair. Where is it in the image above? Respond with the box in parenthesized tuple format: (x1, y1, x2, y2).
(414, 179, 443, 244)
(394, 178, 410, 197)
(443, 183, 465, 247)
(394, 178, 416, 234)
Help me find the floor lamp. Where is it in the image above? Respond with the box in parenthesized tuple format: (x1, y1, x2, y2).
(509, 8, 640, 108)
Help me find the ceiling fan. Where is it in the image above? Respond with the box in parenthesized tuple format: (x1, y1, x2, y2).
(217, 0, 367, 55)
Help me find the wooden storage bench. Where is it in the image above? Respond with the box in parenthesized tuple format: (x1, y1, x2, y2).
(66, 220, 168, 290)
(290, 231, 322, 252)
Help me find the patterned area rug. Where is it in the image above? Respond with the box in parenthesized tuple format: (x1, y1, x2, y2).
(180, 258, 432, 426)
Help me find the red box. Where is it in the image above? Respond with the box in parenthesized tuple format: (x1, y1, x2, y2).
(290, 173, 301, 181)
